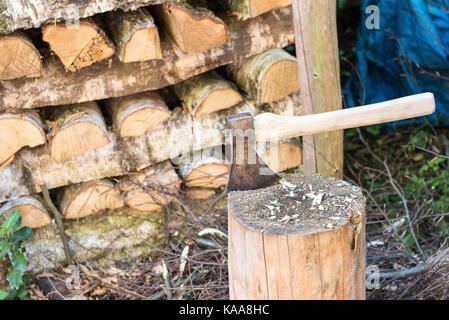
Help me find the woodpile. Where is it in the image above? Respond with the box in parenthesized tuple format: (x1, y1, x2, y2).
(225, 49, 299, 104)
(185, 188, 217, 200)
(47, 102, 110, 161)
(257, 138, 302, 173)
(222, 0, 292, 20)
(42, 19, 115, 72)
(174, 71, 243, 119)
(0, 196, 52, 229)
(0, 32, 42, 81)
(105, 91, 171, 137)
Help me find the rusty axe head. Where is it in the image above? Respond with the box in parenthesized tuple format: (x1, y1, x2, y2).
(227, 113, 281, 192)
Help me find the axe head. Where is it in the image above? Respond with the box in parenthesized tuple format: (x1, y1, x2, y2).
(227, 113, 281, 192)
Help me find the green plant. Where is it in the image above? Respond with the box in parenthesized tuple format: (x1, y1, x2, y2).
(0, 210, 32, 300)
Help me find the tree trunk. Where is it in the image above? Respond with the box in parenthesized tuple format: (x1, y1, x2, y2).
(0, 195, 52, 229)
(151, 2, 228, 55)
(174, 71, 243, 119)
(0, 111, 46, 168)
(104, 8, 162, 63)
(42, 19, 115, 72)
(0, 7, 294, 110)
(119, 161, 181, 212)
(292, 0, 343, 178)
(105, 91, 171, 138)
(59, 179, 124, 220)
(0, 32, 42, 80)
(225, 49, 299, 104)
(223, 0, 292, 20)
(47, 102, 110, 162)
(228, 173, 366, 300)
(257, 138, 302, 173)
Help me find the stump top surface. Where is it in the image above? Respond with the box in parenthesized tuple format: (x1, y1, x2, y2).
(228, 174, 365, 235)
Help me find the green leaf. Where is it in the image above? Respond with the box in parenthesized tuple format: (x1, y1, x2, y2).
(10, 250, 27, 272)
(0, 240, 10, 261)
(7, 267, 24, 290)
(1, 210, 22, 235)
(11, 227, 32, 243)
(0, 289, 8, 300)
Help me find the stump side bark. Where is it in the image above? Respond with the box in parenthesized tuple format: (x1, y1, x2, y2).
(228, 174, 366, 300)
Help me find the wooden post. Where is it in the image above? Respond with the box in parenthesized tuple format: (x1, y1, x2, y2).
(292, 0, 343, 178)
(228, 174, 366, 300)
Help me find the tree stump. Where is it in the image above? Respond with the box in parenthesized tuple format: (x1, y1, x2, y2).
(228, 173, 366, 300)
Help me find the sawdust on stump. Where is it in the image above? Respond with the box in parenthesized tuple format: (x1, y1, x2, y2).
(228, 173, 365, 235)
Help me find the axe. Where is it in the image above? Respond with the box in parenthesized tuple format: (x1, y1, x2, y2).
(227, 92, 435, 191)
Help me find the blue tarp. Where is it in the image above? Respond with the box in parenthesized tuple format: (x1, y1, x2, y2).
(345, 0, 449, 127)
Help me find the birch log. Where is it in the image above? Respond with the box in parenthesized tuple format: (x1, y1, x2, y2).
(226, 49, 299, 104)
(42, 19, 115, 72)
(174, 71, 243, 119)
(151, 2, 228, 55)
(257, 138, 302, 173)
(228, 174, 366, 300)
(105, 8, 162, 63)
(119, 161, 181, 212)
(0, 32, 42, 80)
(0, 7, 294, 110)
(176, 147, 230, 189)
(223, 0, 292, 20)
(47, 102, 110, 162)
(105, 91, 172, 138)
(0, 111, 46, 169)
(59, 179, 124, 219)
(0, 195, 52, 229)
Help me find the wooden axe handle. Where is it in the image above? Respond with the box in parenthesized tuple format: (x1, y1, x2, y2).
(254, 93, 435, 142)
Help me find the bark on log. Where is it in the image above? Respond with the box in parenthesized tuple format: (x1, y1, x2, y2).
(0, 195, 52, 229)
(0, 7, 294, 110)
(104, 8, 162, 63)
(257, 138, 302, 173)
(225, 49, 299, 104)
(42, 19, 115, 72)
(0, 95, 302, 204)
(224, 0, 292, 20)
(176, 147, 230, 189)
(0, 32, 42, 80)
(151, 2, 228, 55)
(105, 91, 171, 138)
(0, 111, 46, 168)
(292, 0, 343, 178)
(0, 0, 171, 34)
(228, 173, 366, 300)
(174, 71, 243, 119)
(119, 161, 180, 212)
(47, 102, 110, 161)
(59, 179, 124, 220)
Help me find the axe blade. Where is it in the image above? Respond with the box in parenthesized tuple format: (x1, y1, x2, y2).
(227, 113, 281, 192)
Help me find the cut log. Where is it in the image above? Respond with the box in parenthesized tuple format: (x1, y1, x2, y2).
(257, 138, 302, 173)
(225, 48, 299, 104)
(105, 8, 162, 63)
(228, 174, 366, 300)
(0, 97, 301, 204)
(0, 111, 46, 168)
(224, 0, 292, 20)
(0, 195, 52, 229)
(152, 2, 228, 55)
(119, 161, 181, 212)
(185, 187, 217, 200)
(47, 102, 110, 161)
(60, 179, 124, 219)
(174, 71, 243, 119)
(0, 32, 42, 80)
(105, 91, 172, 137)
(42, 19, 115, 72)
(176, 148, 230, 188)
(0, 7, 294, 110)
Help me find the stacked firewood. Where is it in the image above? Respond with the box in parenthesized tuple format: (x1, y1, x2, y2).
(0, 0, 302, 271)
